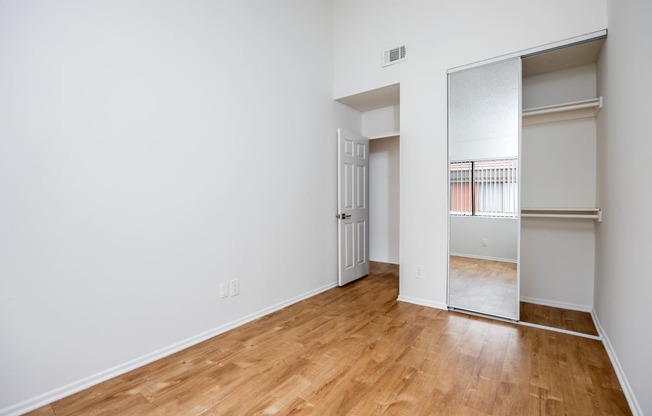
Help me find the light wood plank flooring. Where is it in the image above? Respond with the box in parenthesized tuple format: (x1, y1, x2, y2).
(27, 262, 629, 415)
(449, 256, 518, 318)
(520, 302, 599, 336)
(449, 255, 599, 336)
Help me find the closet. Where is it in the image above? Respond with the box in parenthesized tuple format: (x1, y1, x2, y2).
(447, 31, 606, 332)
(520, 38, 605, 316)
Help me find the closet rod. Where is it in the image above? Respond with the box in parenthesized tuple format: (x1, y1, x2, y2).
(522, 97, 602, 117)
(521, 208, 602, 222)
(521, 213, 599, 219)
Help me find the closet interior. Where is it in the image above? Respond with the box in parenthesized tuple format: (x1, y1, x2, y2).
(519, 38, 604, 335)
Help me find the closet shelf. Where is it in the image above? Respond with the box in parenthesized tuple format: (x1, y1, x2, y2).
(369, 131, 400, 140)
(522, 97, 602, 126)
(521, 208, 602, 222)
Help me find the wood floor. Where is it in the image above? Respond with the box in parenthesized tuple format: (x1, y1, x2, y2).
(449, 256, 518, 319)
(520, 302, 599, 336)
(27, 263, 630, 416)
(449, 255, 599, 336)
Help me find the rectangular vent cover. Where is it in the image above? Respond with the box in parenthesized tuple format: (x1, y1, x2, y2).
(382, 45, 407, 67)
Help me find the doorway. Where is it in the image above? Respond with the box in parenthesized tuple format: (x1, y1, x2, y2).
(369, 135, 400, 266)
(336, 84, 401, 283)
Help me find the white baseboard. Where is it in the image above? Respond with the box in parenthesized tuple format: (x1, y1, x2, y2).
(397, 295, 447, 311)
(450, 253, 517, 264)
(591, 309, 642, 416)
(0, 281, 338, 416)
(369, 259, 399, 265)
(520, 296, 592, 312)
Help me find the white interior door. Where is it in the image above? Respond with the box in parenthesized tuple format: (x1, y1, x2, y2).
(337, 128, 370, 286)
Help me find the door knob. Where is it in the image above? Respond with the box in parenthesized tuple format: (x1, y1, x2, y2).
(337, 213, 352, 220)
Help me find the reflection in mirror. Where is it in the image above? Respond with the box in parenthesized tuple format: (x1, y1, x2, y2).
(447, 57, 521, 321)
(449, 159, 519, 319)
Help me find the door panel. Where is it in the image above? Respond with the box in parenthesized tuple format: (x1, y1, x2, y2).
(338, 129, 370, 286)
(356, 164, 366, 208)
(448, 58, 521, 320)
(356, 220, 366, 265)
(344, 163, 354, 209)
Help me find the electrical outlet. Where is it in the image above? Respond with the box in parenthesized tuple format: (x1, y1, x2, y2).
(230, 279, 240, 296)
(220, 282, 229, 299)
(415, 265, 424, 279)
(481, 237, 488, 247)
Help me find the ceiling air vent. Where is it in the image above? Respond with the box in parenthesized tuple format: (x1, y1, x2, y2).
(382, 45, 407, 67)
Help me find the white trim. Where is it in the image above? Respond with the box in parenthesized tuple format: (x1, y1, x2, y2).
(370, 260, 399, 265)
(449, 307, 518, 323)
(447, 30, 607, 74)
(0, 281, 338, 416)
(450, 253, 517, 264)
(397, 295, 447, 311)
(516, 320, 601, 341)
(592, 310, 642, 416)
(590, 309, 603, 338)
(520, 296, 592, 312)
(516, 56, 522, 321)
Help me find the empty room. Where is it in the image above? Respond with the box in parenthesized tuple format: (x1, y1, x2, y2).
(1, 1, 650, 415)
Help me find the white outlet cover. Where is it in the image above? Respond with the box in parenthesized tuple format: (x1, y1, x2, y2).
(220, 282, 229, 298)
(415, 265, 424, 279)
(230, 279, 240, 296)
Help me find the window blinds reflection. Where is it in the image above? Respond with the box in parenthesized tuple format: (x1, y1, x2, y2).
(450, 158, 518, 218)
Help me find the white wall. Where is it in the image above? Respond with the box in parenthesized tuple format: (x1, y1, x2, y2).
(369, 136, 400, 264)
(522, 63, 597, 109)
(520, 117, 597, 310)
(522, 63, 598, 210)
(450, 217, 517, 262)
(336, 102, 363, 135)
(334, 0, 608, 308)
(522, 119, 597, 208)
(362, 105, 399, 138)
(520, 218, 595, 310)
(519, 63, 598, 310)
(595, 1, 652, 414)
(0, 1, 346, 413)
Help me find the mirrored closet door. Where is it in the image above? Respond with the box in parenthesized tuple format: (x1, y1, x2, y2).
(447, 31, 607, 328)
(447, 57, 521, 321)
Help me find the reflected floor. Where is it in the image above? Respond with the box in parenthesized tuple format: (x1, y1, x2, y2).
(449, 256, 518, 319)
(450, 256, 599, 336)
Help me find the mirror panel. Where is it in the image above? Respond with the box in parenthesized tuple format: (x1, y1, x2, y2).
(448, 58, 521, 320)
(449, 59, 520, 161)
